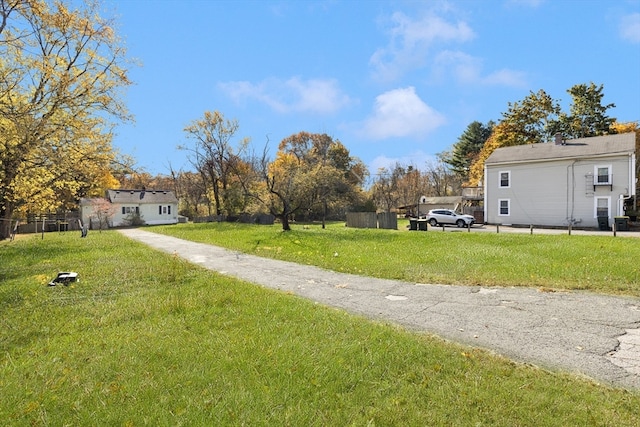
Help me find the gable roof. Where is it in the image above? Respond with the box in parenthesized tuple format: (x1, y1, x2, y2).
(485, 132, 636, 165)
(106, 189, 178, 204)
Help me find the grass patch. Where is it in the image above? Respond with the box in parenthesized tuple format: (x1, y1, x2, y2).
(1, 231, 638, 425)
(150, 221, 640, 297)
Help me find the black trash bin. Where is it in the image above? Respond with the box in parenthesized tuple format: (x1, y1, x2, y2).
(417, 220, 428, 231)
(409, 219, 418, 231)
(597, 216, 610, 231)
(614, 216, 629, 231)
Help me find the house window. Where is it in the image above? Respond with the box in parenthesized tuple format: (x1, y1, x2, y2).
(498, 199, 510, 216)
(594, 165, 612, 185)
(499, 171, 511, 188)
(122, 207, 125, 215)
(595, 197, 610, 218)
(163, 206, 167, 214)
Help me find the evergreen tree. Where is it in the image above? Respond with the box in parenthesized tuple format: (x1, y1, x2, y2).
(445, 121, 494, 181)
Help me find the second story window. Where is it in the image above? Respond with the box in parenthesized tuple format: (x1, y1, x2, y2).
(593, 165, 613, 191)
(499, 171, 510, 188)
(596, 166, 611, 184)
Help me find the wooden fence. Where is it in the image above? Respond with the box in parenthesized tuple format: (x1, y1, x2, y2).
(16, 213, 82, 234)
(346, 212, 397, 230)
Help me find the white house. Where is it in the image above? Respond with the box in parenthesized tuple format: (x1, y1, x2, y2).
(484, 132, 636, 229)
(80, 189, 179, 228)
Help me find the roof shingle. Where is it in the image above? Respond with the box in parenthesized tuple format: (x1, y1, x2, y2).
(106, 189, 178, 204)
(485, 133, 636, 165)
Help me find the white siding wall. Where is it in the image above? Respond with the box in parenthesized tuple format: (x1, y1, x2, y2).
(111, 205, 135, 227)
(486, 155, 632, 228)
(140, 203, 178, 225)
(110, 203, 179, 226)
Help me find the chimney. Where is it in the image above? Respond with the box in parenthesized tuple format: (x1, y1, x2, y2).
(554, 133, 564, 145)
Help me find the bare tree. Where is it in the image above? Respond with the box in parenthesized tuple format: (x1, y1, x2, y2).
(90, 198, 116, 231)
(181, 111, 250, 216)
(424, 154, 462, 197)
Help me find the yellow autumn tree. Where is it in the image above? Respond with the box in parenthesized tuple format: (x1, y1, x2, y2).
(255, 132, 366, 230)
(264, 151, 308, 231)
(464, 126, 524, 187)
(610, 121, 639, 139)
(0, 0, 134, 239)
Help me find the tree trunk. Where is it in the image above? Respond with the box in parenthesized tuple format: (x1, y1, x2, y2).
(322, 199, 327, 229)
(281, 198, 292, 231)
(280, 214, 291, 231)
(212, 179, 221, 215)
(0, 208, 13, 241)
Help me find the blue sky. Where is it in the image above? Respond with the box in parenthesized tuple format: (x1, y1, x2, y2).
(107, 0, 640, 177)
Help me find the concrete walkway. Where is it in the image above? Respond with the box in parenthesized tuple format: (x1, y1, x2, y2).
(119, 228, 640, 391)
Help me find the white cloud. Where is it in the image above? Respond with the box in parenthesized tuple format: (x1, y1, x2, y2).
(218, 77, 352, 114)
(620, 13, 640, 43)
(358, 87, 446, 140)
(370, 11, 475, 81)
(433, 50, 527, 87)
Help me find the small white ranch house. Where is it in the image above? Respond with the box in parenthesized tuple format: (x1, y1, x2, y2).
(484, 132, 636, 229)
(81, 189, 179, 228)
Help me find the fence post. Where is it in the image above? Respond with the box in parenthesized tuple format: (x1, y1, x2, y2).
(530, 224, 533, 235)
(496, 224, 500, 233)
(613, 221, 617, 237)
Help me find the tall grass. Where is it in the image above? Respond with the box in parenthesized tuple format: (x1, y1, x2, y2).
(152, 221, 640, 297)
(1, 231, 638, 425)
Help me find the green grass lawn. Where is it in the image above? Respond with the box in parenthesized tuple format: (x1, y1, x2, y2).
(151, 220, 640, 297)
(1, 230, 638, 426)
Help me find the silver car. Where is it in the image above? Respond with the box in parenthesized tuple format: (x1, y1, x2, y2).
(426, 209, 475, 227)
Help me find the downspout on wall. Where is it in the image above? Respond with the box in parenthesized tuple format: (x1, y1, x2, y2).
(632, 152, 637, 209)
(483, 165, 488, 224)
(566, 160, 577, 224)
(617, 152, 637, 216)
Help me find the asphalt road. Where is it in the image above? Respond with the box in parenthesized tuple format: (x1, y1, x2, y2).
(119, 228, 640, 391)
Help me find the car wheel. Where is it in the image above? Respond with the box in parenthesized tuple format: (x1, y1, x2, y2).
(456, 219, 465, 228)
(428, 218, 438, 227)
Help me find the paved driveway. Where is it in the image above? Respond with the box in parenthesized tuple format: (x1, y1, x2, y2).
(119, 228, 640, 390)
